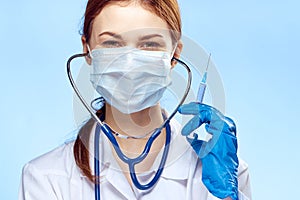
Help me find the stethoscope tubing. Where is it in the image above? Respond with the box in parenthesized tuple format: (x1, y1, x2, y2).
(66, 53, 192, 200)
(66, 52, 106, 128)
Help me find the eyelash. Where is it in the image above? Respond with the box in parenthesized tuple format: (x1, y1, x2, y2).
(101, 40, 123, 48)
(139, 42, 162, 50)
(100, 40, 163, 50)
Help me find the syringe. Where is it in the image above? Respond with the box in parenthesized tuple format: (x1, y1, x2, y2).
(197, 53, 211, 103)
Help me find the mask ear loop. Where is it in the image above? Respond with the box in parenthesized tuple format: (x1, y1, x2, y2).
(86, 44, 93, 59)
(170, 42, 181, 67)
(170, 42, 178, 58)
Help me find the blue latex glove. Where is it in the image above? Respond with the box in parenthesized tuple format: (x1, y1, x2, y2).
(178, 102, 239, 200)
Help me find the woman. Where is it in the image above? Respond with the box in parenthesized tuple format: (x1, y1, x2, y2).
(19, 0, 251, 199)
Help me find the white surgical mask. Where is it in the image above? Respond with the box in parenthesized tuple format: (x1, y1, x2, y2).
(89, 46, 172, 114)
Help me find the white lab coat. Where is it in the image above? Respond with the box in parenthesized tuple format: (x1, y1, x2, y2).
(19, 119, 252, 200)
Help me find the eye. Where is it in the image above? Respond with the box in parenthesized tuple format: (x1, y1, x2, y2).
(139, 41, 163, 51)
(101, 40, 123, 48)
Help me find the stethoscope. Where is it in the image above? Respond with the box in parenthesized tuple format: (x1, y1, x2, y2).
(66, 52, 192, 200)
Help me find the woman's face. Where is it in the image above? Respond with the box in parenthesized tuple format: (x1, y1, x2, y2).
(84, 3, 176, 54)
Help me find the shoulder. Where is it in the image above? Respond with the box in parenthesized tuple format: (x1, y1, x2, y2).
(19, 141, 88, 200)
(22, 141, 79, 179)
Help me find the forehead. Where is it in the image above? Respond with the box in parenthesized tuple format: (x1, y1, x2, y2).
(91, 3, 170, 36)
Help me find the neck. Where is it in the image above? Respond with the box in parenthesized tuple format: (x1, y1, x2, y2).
(105, 103, 164, 138)
(105, 103, 167, 175)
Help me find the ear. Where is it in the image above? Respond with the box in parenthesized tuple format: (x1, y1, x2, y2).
(171, 40, 183, 68)
(81, 36, 92, 65)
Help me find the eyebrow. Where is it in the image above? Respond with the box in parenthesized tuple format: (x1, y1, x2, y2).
(98, 32, 163, 41)
(98, 31, 122, 40)
(139, 34, 164, 40)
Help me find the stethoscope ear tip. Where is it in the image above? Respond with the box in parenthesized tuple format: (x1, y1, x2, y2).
(171, 57, 178, 62)
(86, 51, 91, 58)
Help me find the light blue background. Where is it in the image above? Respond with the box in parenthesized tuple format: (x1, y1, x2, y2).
(1, 0, 299, 199)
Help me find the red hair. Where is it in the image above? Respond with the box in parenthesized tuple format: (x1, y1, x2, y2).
(81, 0, 182, 43)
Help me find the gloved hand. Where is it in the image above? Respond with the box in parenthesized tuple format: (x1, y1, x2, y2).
(178, 102, 239, 200)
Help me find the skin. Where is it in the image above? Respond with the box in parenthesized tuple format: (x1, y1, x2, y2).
(81, 2, 232, 200)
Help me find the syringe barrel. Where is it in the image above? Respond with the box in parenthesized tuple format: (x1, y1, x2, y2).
(197, 82, 206, 103)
